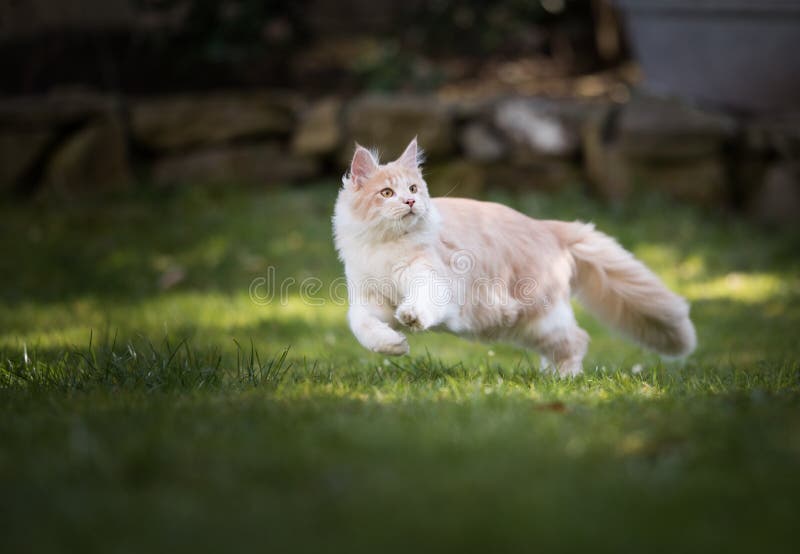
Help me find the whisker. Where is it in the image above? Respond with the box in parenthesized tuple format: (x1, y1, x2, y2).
(441, 183, 459, 198)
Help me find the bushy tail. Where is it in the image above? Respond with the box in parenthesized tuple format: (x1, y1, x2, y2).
(554, 222, 696, 357)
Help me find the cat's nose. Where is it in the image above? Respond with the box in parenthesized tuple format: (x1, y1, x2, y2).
(404, 199, 415, 208)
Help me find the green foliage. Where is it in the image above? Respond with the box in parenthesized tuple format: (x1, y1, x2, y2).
(351, 42, 446, 92)
(411, 0, 550, 55)
(134, 0, 307, 69)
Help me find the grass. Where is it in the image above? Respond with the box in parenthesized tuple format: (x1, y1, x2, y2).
(1, 182, 799, 553)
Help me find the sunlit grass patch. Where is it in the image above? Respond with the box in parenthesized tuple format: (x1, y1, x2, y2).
(684, 272, 797, 303)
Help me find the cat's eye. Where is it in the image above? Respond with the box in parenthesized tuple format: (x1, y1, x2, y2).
(409, 184, 418, 193)
(380, 188, 394, 198)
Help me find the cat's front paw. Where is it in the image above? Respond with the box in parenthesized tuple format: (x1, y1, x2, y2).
(395, 303, 435, 331)
(371, 332, 410, 356)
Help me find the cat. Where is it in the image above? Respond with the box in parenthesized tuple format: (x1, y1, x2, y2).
(333, 137, 696, 377)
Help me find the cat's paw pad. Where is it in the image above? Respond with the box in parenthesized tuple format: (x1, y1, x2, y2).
(372, 333, 409, 356)
(395, 304, 432, 331)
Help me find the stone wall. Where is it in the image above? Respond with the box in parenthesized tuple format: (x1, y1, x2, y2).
(1, 89, 798, 226)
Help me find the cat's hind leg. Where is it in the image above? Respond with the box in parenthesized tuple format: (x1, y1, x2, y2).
(520, 300, 589, 378)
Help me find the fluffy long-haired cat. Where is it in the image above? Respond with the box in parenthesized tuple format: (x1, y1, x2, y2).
(333, 138, 696, 377)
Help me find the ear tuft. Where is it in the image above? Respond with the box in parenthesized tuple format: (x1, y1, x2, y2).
(349, 144, 379, 187)
(396, 136, 423, 170)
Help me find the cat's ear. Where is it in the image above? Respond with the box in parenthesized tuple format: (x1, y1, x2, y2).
(396, 136, 422, 170)
(349, 144, 378, 188)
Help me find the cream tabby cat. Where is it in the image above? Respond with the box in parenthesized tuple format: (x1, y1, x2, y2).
(333, 138, 696, 377)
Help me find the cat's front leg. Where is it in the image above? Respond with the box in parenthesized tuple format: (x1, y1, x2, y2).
(348, 303, 409, 356)
(394, 267, 448, 332)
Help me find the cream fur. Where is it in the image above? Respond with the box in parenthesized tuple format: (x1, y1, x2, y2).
(333, 138, 696, 377)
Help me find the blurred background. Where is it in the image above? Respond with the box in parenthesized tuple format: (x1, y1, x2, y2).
(1, 0, 798, 226)
(2, 4, 800, 552)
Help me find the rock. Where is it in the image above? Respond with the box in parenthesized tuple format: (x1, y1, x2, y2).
(460, 122, 505, 162)
(582, 106, 631, 199)
(291, 98, 342, 156)
(617, 94, 737, 161)
(445, 97, 493, 121)
(628, 158, 728, 205)
(0, 90, 117, 128)
(746, 112, 800, 160)
(749, 163, 800, 228)
(583, 99, 730, 204)
(485, 161, 580, 192)
(0, 90, 125, 193)
(152, 143, 320, 186)
(426, 160, 578, 198)
(493, 97, 598, 160)
(0, 130, 53, 191)
(131, 91, 300, 152)
(43, 116, 131, 193)
(343, 95, 455, 162)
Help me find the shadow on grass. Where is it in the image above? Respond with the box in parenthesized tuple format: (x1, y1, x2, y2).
(0, 184, 341, 305)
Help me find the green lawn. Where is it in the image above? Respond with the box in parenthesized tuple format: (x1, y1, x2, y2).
(1, 183, 799, 553)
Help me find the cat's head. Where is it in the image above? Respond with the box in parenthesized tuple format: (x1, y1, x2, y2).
(338, 138, 435, 236)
